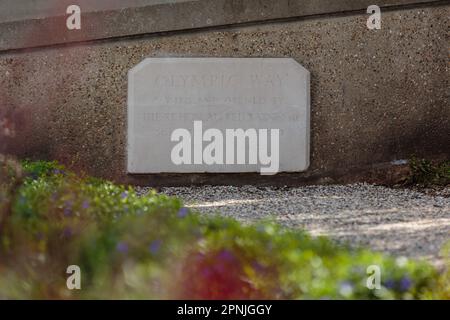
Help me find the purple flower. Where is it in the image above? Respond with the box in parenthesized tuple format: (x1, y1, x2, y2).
(384, 279, 396, 289)
(120, 192, 128, 199)
(149, 240, 162, 255)
(116, 242, 129, 254)
(82, 200, 90, 209)
(400, 277, 412, 292)
(63, 200, 74, 216)
(62, 227, 73, 238)
(63, 207, 72, 217)
(218, 249, 235, 262)
(252, 261, 265, 273)
(177, 207, 189, 218)
(339, 281, 354, 296)
(52, 169, 65, 175)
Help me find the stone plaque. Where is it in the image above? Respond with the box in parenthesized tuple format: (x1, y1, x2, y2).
(127, 58, 310, 175)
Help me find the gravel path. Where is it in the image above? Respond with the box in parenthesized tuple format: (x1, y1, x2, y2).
(139, 184, 450, 267)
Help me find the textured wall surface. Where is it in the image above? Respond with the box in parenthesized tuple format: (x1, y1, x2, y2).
(0, 5, 449, 185)
(0, 0, 445, 51)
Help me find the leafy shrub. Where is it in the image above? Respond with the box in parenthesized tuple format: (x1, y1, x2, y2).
(408, 157, 450, 186)
(0, 159, 448, 299)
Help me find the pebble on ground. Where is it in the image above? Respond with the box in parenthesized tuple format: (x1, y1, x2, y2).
(137, 184, 450, 268)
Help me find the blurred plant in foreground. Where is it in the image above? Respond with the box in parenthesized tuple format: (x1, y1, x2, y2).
(0, 159, 448, 299)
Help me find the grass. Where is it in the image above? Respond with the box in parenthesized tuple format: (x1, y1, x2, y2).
(0, 157, 448, 299)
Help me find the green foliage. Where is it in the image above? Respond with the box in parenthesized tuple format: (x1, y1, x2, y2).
(21, 159, 63, 179)
(0, 159, 448, 299)
(408, 157, 450, 186)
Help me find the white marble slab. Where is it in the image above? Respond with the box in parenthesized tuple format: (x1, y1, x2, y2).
(127, 58, 309, 174)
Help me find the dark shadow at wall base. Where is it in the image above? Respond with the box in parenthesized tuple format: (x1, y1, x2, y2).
(123, 161, 420, 187)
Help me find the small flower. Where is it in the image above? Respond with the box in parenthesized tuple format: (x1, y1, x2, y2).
(177, 207, 189, 218)
(400, 277, 412, 292)
(252, 261, 265, 273)
(384, 279, 396, 289)
(63, 207, 72, 217)
(339, 281, 354, 297)
(81, 200, 90, 209)
(52, 169, 65, 175)
(63, 200, 74, 216)
(116, 242, 129, 254)
(218, 249, 235, 262)
(149, 240, 162, 255)
(62, 227, 73, 238)
(120, 192, 128, 199)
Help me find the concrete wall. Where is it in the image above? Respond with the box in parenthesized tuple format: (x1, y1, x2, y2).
(0, 0, 179, 22)
(0, 1, 449, 186)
